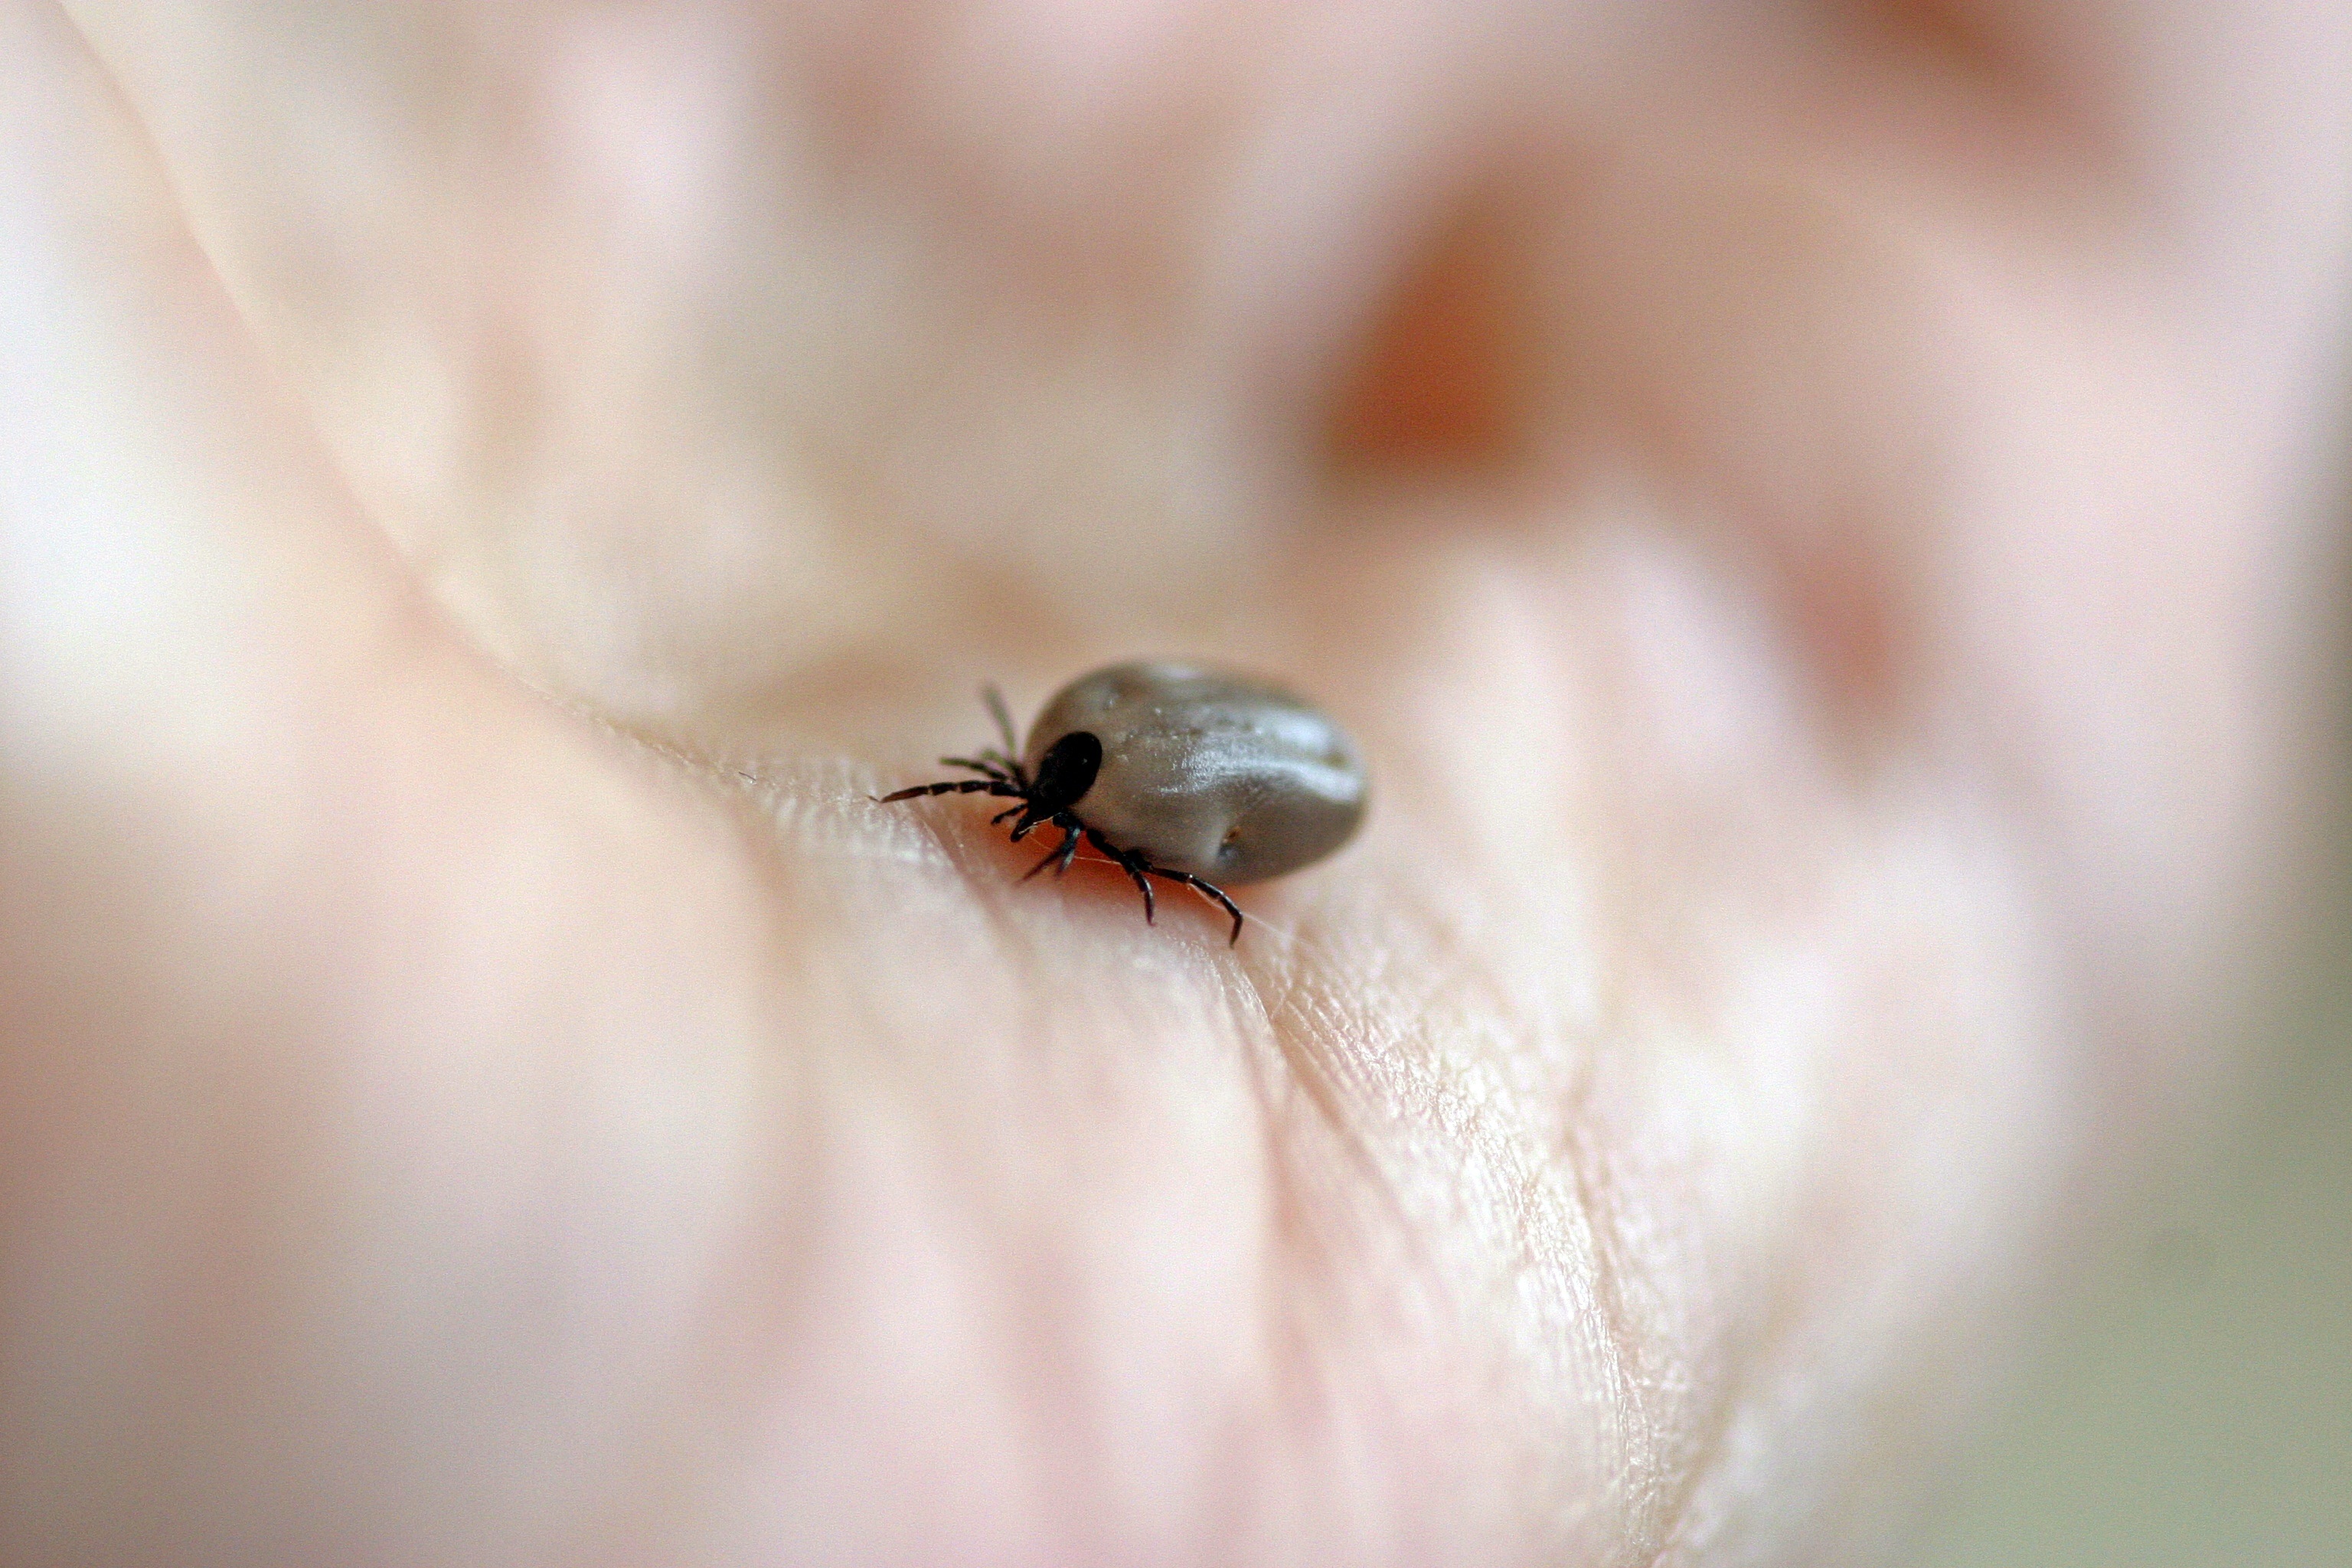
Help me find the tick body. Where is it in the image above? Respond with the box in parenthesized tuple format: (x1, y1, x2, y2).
(875, 661, 1368, 943)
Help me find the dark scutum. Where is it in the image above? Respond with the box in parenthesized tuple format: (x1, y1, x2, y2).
(1025, 731, 1102, 815)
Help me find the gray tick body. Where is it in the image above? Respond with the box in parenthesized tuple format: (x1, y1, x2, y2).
(876, 661, 1368, 943)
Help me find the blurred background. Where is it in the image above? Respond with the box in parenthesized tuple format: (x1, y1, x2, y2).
(1915, 645, 2352, 1565)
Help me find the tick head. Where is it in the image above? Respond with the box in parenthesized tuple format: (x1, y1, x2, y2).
(1029, 730, 1103, 813)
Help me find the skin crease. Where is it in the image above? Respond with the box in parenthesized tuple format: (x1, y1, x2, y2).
(1, 1, 2347, 1565)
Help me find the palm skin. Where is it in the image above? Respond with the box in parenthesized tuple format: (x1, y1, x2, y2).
(3, 1, 2347, 1563)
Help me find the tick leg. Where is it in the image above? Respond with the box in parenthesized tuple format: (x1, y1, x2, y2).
(991, 802, 1027, 825)
(982, 684, 1021, 756)
(977, 748, 1030, 789)
(1052, 818, 1083, 877)
(1020, 822, 1083, 884)
(1085, 829, 1156, 924)
(1146, 867, 1246, 946)
(875, 779, 1024, 804)
(942, 756, 1011, 782)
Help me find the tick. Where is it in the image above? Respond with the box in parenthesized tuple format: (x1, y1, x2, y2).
(875, 661, 1369, 943)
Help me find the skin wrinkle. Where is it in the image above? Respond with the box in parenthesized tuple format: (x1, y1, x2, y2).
(1323, 877, 1643, 1557)
(1650, 964, 1854, 1544)
(1279, 808, 1664, 1568)
(1231, 968, 1405, 1557)
(1219, 865, 1543, 1559)
(1560, 529, 1960, 1557)
(742, 752, 1328, 1555)
(1549, 1063, 1676, 1555)
(1661, 804, 2068, 1563)
(1634, 1044, 1827, 1566)
(1370, 544, 1696, 1553)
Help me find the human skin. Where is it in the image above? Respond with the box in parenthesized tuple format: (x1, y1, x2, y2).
(2, 0, 2347, 1563)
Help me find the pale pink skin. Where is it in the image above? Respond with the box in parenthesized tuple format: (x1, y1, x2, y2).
(2, 2, 2347, 1563)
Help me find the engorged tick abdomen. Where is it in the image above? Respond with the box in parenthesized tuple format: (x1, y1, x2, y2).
(1021, 662, 1368, 884)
